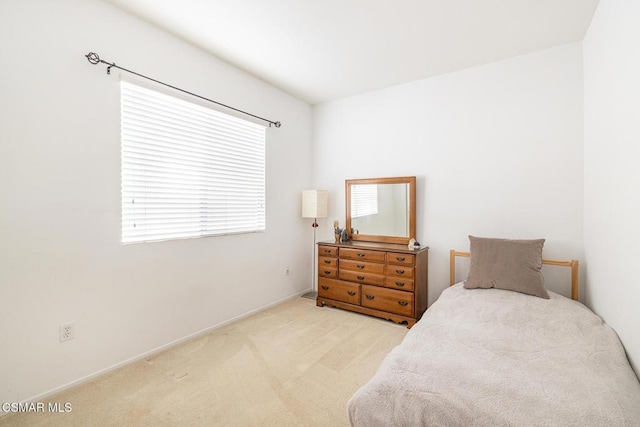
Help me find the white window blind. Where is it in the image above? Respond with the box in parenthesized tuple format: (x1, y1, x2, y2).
(121, 81, 266, 244)
(350, 184, 378, 218)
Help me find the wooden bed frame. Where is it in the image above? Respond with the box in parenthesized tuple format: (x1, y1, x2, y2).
(449, 250, 580, 301)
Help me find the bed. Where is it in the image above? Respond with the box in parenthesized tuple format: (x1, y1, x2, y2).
(347, 237, 640, 426)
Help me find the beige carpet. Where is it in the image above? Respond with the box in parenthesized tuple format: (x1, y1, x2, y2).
(0, 297, 408, 426)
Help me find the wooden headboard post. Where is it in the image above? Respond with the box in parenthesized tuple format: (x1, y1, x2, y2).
(449, 249, 456, 287)
(449, 250, 580, 301)
(571, 260, 579, 301)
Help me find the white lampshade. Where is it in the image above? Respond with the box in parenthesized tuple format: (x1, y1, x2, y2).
(302, 190, 328, 218)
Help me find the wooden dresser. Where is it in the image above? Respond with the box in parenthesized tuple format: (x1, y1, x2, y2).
(316, 241, 428, 327)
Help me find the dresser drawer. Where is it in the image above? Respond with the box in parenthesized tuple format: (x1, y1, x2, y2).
(340, 269, 385, 286)
(384, 277, 415, 292)
(318, 245, 338, 257)
(340, 259, 385, 275)
(318, 278, 360, 304)
(319, 267, 337, 279)
(387, 265, 415, 279)
(339, 248, 386, 263)
(387, 252, 415, 266)
(319, 256, 338, 268)
(361, 285, 414, 317)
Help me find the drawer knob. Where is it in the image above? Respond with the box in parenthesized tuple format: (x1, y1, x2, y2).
(324, 260, 331, 264)
(357, 253, 365, 257)
(357, 264, 365, 269)
(357, 275, 365, 280)
(324, 270, 331, 274)
(395, 281, 405, 287)
(324, 249, 331, 253)
(396, 256, 405, 261)
(365, 295, 375, 300)
(347, 291, 356, 296)
(398, 301, 408, 306)
(321, 285, 329, 290)
(395, 269, 405, 274)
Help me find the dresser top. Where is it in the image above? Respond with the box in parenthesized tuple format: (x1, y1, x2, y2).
(318, 240, 428, 254)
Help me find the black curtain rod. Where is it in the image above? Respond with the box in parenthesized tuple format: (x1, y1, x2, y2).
(84, 52, 281, 128)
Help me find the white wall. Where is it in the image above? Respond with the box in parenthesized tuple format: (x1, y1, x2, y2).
(313, 43, 585, 305)
(0, 0, 312, 403)
(583, 0, 640, 375)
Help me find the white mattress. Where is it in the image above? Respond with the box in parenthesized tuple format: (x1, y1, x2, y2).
(348, 284, 640, 426)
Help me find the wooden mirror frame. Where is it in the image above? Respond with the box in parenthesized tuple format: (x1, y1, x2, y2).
(345, 176, 416, 245)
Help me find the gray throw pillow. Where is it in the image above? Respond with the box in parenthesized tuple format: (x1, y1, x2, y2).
(464, 236, 549, 299)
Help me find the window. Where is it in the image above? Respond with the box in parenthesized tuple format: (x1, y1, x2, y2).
(121, 81, 266, 244)
(350, 184, 378, 218)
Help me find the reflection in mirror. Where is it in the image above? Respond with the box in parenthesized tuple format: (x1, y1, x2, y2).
(350, 183, 409, 238)
(346, 176, 416, 245)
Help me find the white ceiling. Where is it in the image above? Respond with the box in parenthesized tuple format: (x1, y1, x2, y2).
(103, 0, 599, 105)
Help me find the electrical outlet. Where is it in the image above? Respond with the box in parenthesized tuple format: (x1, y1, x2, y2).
(59, 322, 75, 342)
(285, 266, 291, 276)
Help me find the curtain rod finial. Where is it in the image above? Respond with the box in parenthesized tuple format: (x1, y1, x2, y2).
(274, 121, 281, 128)
(86, 52, 100, 65)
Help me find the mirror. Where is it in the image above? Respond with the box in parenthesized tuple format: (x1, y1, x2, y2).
(346, 176, 416, 245)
